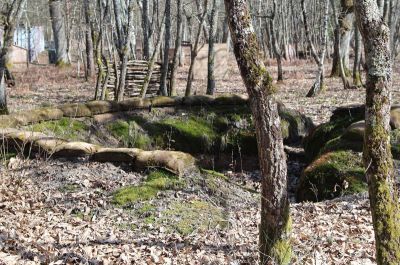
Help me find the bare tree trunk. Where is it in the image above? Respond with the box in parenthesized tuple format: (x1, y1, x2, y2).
(185, 0, 208, 96)
(353, 24, 362, 87)
(224, 1, 290, 264)
(331, 0, 354, 77)
(112, 0, 124, 53)
(116, 2, 135, 101)
(160, 0, 172, 96)
(269, 0, 283, 82)
(206, 0, 220, 95)
(84, 0, 95, 78)
(141, 0, 152, 59)
(302, 0, 330, 97)
(0, 0, 26, 114)
(0, 71, 7, 115)
(170, 0, 183, 96)
(49, 0, 70, 66)
(355, 1, 400, 264)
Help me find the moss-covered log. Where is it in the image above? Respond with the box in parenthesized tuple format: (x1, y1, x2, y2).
(355, 1, 400, 263)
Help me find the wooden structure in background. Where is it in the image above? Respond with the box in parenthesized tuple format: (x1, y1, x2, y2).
(105, 60, 168, 98)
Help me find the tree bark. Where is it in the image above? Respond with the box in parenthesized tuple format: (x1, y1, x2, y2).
(302, 0, 330, 97)
(141, 18, 166, 98)
(141, 0, 153, 59)
(0, 0, 26, 114)
(49, 0, 70, 66)
(185, 0, 208, 96)
(84, 0, 95, 78)
(116, 2, 135, 101)
(206, 0, 220, 95)
(331, 0, 354, 77)
(268, 0, 283, 82)
(224, 1, 290, 264)
(353, 24, 362, 87)
(355, 0, 400, 264)
(159, 0, 172, 96)
(169, 0, 183, 96)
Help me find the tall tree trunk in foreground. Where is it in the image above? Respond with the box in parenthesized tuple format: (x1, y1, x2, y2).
(224, 1, 290, 264)
(160, 0, 172, 96)
(0, 0, 26, 114)
(355, 0, 400, 264)
(49, 0, 70, 66)
(206, 0, 220, 95)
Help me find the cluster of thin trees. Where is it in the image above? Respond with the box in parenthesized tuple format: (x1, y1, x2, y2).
(0, 1, 399, 106)
(1, 0, 400, 264)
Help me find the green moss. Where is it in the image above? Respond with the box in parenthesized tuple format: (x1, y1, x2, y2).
(321, 136, 363, 154)
(107, 120, 152, 149)
(304, 116, 361, 161)
(160, 200, 227, 235)
(29, 117, 88, 140)
(297, 151, 366, 202)
(59, 183, 79, 193)
(160, 117, 218, 152)
(281, 119, 290, 140)
(271, 240, 292, 265)
(55, 60, 71, 68)
(112, 170, 184, 206)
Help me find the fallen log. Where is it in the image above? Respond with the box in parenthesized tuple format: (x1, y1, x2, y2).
(0, 129, 195, 175)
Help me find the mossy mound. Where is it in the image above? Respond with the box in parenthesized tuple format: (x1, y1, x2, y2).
(29, 117, 88, 141)
(303, 115, 363, 161)
(106, 103, 312, 156)
(296, 151, 366, 202)
(112, 170, 185, 206)
(107, 120, 152, 149)
(278, 102, 314, 144)
(319, 122, 400, 159)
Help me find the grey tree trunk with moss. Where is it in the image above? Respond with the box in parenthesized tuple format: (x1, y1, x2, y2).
(49, 0, 70, 66)
(355, 0, 400, 264)
(224, 1, 291, 264)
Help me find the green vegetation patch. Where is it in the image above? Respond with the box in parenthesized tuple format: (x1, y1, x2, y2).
(107, 119, 152, 149)
(297, 151, 366, 202)
(112, 170, 185, 206)
(59, 183, 80, 193)
(29, 117, 88, 141)
(303, 116, 361, 161)
(160, 199, 227, 235)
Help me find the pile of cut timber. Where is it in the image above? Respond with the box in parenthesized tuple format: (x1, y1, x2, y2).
(105, 60, 163, 98)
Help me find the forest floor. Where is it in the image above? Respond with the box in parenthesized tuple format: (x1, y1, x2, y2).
(1, 59, 399, 264)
